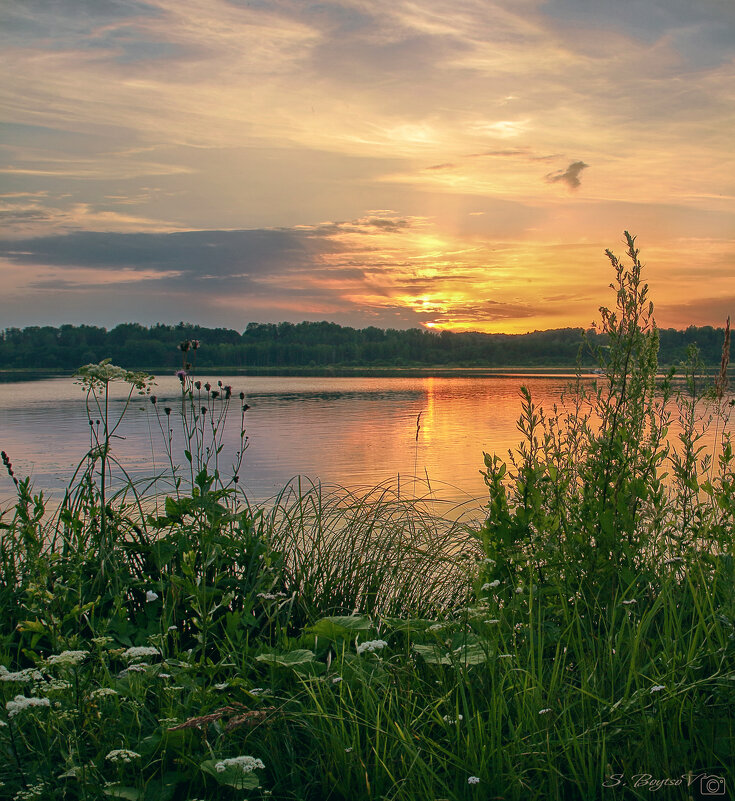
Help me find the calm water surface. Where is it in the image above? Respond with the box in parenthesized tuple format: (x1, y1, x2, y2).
(0, 374, 729, 510)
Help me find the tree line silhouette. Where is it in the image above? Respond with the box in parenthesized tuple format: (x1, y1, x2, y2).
(0, 320, 729, 371)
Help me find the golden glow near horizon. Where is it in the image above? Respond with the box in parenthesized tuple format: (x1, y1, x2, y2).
(0, 0, 733, 331)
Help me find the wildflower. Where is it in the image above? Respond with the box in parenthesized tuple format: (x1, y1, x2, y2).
(214, 755, 265, 774)
(468, 776, 480, 785)
(122, 646, 160, 661)
(539, 708, 552, 715)
(345, 747, 352, 752)
(248, 687, 269, 696)
(120, 664, 149, 675)
(164, 406, 172, 416)
(498, 654, 514, 659)
(649, 685, 665, 693)
(214, 682, 229, 690)
(6, 695, 51, 717)
(356, 639, 388, 655)
(332, 676, 343, 684)
(39, 679, 72, 693)
(485, 619, 500, 625)
(0, 720, 6, 727)
(145, 590, 159, 603)
(105, 749, 141, 764)
(176, 370, 187, 381)
(150, 395, 157, 405)
(515, 586, 524, 594)
(13, 781, 48, 799)
(484, 580, 501, 590)
(622, 599, 637, 606)
(167, 625, 177, 631)
(442, 714, 463, 723)
(0, 666, 44, 683)
(664, 557, 684, 565)
(191, 340, 200, 350)
(47, 650, 88, 667)
(158, 673, 172, 679)
(88, 687, 118, 699)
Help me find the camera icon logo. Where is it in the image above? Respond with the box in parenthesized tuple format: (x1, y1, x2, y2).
(700, 774, 726, 796)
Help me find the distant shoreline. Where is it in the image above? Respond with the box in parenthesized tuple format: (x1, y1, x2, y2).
(0, 364, 725, 382)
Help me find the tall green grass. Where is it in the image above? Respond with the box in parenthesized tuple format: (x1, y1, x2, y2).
(0, 233, 733, 800)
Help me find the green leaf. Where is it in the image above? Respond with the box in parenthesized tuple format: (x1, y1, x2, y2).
(307, 615, 372, 640)
(200, 759, 260, 790)
(256, 649, 316, 668)
(103, 788, 141, 800)
(412, 642, 490, 666)
(412, 643, 451, 665)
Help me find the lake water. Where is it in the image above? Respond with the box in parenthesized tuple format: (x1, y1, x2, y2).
(0, 373, 730, 513)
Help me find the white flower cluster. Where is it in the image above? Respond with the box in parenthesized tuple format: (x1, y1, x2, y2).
(468, 776, 480, 785)
(46, 650, 88, 666)
(442, 714, 463, 723)
(214, 755, 265, 774)
(0, 666, 44, 683)
(105, 749, 141, 763)
(256, 592, 287, 600)
(13, 781, 47, 800)
(481, 580, 500, 591)
(122, 646, 160, 661)
(39, 678, 71, 694)
(146, 590, 159, 603)
(119, 664, 149, 676)
(88, 687, 118, 699)
(356, 639, 388, 655)
(6, 695, 51, 717)
(649, 685, 665, 693)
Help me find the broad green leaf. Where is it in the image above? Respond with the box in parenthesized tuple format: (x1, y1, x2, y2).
(307, 615, 372, 640)
(103, 788, 141, 800)
(256, 649, 316, 667)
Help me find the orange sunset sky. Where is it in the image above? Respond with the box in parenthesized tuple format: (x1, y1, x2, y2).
(1, 0, 733, 333)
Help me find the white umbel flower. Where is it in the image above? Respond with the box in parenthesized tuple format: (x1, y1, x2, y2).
(356, 640, 388, 655)
(6, 695, 51, 717)
(121, 646, 160, 661)
(105, 749, 141, 763)
(214, 755, 265, 774)
(46, 650, 88, 666)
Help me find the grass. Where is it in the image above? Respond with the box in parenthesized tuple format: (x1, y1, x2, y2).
(0, 233, 733, 800)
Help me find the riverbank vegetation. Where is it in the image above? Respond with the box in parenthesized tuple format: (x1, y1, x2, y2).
(1, 234, 733, 800)
(0, 319, 730, 373)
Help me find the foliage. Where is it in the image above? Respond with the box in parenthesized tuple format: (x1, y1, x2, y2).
(0, 319, 731, 371)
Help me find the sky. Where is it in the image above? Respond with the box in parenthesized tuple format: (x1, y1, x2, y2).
(1, 0, 733, 334)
